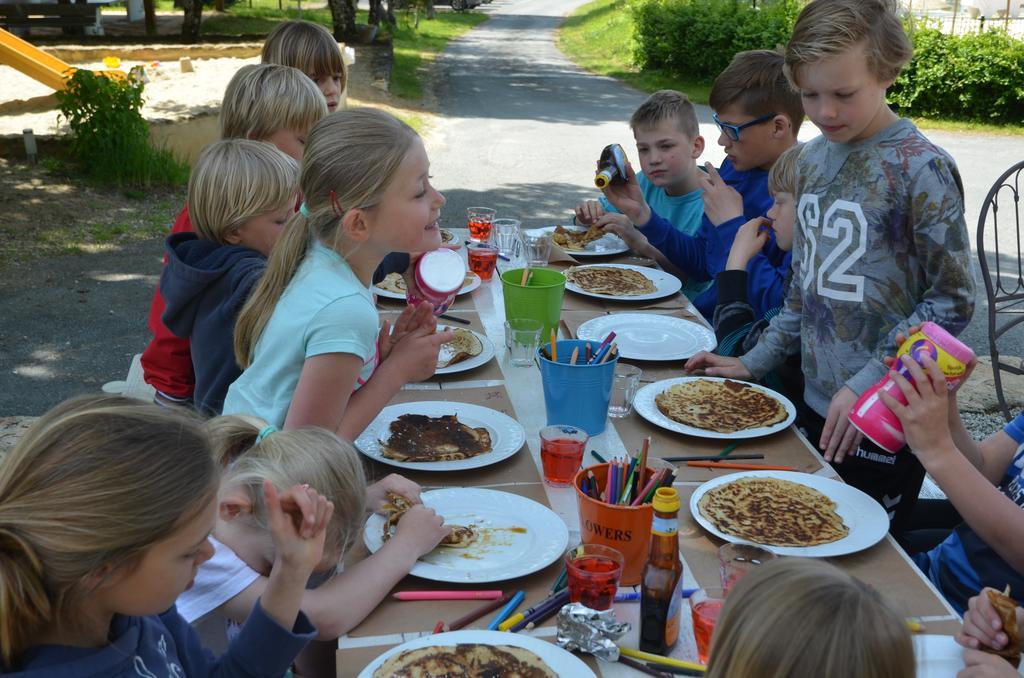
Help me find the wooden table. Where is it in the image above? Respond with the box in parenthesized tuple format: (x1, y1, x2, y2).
(337, 230, 961, 676)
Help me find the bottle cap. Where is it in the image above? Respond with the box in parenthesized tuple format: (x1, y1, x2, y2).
(652, 487, 680, 513)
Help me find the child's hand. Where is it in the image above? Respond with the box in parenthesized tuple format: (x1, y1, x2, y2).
(726, 217, 772, 271)
(575, 199, 605, 226)
(367, 474, 422, 513)
(683, 352, 754, 379)
(699, 162, 744, 227)
(958, 648, 1021, 677)
(383, 321, 455, 383)
(595, 213, 648, 251)
(379, 302, 437, 363)
(820, 386, 864, 463)
(957, 588, 1024, 654)
(390, 504, 449, 558)
(878, 355, 956, 462)
(600, 161, 651, 227)
(265, 480, 334, 576)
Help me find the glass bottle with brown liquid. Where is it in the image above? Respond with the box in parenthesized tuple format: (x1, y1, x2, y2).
(594, 143, 628, 189)
(639, 487, 684, 655)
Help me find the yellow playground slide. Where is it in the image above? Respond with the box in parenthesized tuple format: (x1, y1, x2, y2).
(0, 27, 76, 90)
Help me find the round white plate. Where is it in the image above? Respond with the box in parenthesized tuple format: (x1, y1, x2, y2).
(374, 272, 481, 301)
(357, 629, 595, 677)
(535, 224, 629, 257)
(690, 470, 889, 557)
(914, 635, 965, 678)
(634, 376, 796, 439)
(355, 401, 526, 471)
(434, 327, 495, 375)
(576, 313, 716, 361)
(565, 263, 682, 302)
(362, 488, 570, 583)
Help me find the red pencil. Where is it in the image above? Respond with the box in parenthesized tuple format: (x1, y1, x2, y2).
(432, 620, 445, 634)
(686, 461, 797, 471)
(448, 592, 514, 631)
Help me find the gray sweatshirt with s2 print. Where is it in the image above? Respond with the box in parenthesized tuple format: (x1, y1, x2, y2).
(740, 118, 975, 417)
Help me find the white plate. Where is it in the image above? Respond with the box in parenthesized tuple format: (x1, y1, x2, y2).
(434, 327, 495, 375)
(363, 488, 570, 583)
(374, 272, 481, 301)
(634, 376, 796, 439)
(690, 470, 890, 557)
(576, 313, 716, 361)
(565, 263, 682, 302)
(358, 629, 595, 677)
(534, 224, 629, 257)
(355, 401, 526, 471)
(915, 635, 965, 677)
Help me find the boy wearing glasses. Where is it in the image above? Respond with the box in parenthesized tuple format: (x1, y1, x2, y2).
(597, 50, 803, 321)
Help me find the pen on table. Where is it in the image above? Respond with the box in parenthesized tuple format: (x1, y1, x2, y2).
(591, 450, 607, 463)
(437, 313, 471, 326)
(509, 588, 570, 632)
(618, 655, 672, 677)
(447, 592, 513, 631)
(392, 590, 503, 601)
(487, 590, 525, 630)
(662, 454, 764, 462)
(618, 647, 706, 673)
(645, 662, 704, 676)
(614, 588, 697, 602)
(500, 588, 569, 631)
(686, 461, 797, 471)
(717, 441, 740, 458)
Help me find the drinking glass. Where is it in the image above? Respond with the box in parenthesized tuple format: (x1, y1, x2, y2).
(504, 318, 542, 367)
(466, 207, 496, 243)
(565, 544, 623, 611)
(466, 243, 498, 281)
(690, 587, 725, 664)
(492, 218, 522, 258)
(522, 231, 552, 267)
(608, 364, 642, 418)
(718, 543, 777, 594)
(540, 424, 588, 486)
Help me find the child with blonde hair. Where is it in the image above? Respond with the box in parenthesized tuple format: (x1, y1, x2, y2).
(177, 416, 446, 676)
(142, 63, 327, 411)
(262, 20, 347, 113)
(707, 559, 914, 678)
(0, 395, 331, 675)
(161, 139, 299, 415)
(224, 109, 454, 439)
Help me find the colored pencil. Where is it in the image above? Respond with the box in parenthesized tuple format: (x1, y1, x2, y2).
(487, 590, 525, 630)
(618, 655, 672, 677)
(599, 343, 618, 364)
(502, 588, 569, 632)
(432, 620, 445, 634)
(448, 592, 513, 631)
(621, 457, 638, 505)
(589, 331, 616, 364)
(618, 647, 706, 672)
(645, 663, 704, 676)
(437, 313, 472, 326)
(550, 566, 568, 594)
(638, 437, 650, 489)
(520, 266, 530, 286)
(591, 450, 607, 463)
(631, 468, 664, 506)
(609, 463, 618, 505)
(550, 330, 557, 362)
(614, 588, 698, 602)
(393, 590, 503, 601)
(585, 341, 593, 363)
(570, 347, 579, 365)
(717, 441, 740, 458)
(510, 589, 570, 632)
(686, 461, 797, 471)
(662, 454, 764, 462)
(587, 470, 599, 498)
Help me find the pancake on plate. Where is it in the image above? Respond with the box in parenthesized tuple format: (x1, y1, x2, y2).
(437, 328, 484, 369)
(440, 228, 456, 244)
(552, 224, 604, 251)
(379, 413, 492, 462)
(376, 272, 476, 295)
(373, 643, 557, 678)
(380, 492, 477, 548)
(655, 379, 787, 433)
(566, 266, 657, 296)
(698, 477, 849, 547)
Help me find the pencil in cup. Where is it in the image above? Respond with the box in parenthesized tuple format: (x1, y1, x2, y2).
(537, 339, 618, 436)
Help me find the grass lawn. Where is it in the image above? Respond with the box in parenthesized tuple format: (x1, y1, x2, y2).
(557, 0, 1023, 136)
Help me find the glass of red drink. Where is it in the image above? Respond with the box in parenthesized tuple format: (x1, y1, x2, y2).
(467, 244, 498, 281)
(718, 543, 776, 594)
(466, 207, 496, 243)
(690, 588, 725, 664)
(540, 425, 588, 486)
(565, 543, 623, 611)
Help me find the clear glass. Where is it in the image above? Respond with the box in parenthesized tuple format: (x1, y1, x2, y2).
(466, 206, 496, 243)
(608, 364, 642, 418)
(718, 543, 777, 594)
(522, 231, 552, 267)
(505, 318, 542, 367)
(492, 218, 522, 258)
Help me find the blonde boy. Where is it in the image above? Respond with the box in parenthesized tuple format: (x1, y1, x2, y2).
(689, 0, 975, 536)
(141, 64, 326, 409)
(160, 140, 299, 416)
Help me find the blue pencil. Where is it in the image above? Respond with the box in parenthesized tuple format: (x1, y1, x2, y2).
(613, 589, 698, 602)
(487, 590, 525, 630)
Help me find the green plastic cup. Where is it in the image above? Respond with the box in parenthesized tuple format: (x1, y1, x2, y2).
(501, 267, 566, 341)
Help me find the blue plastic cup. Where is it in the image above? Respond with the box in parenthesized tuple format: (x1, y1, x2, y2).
(537, 339, 618, 436)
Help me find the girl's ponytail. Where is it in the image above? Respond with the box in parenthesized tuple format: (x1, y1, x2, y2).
(206, 414, 264, 467)
(0, 526, 50, 668)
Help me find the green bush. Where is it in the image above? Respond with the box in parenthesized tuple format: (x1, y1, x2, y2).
(630, 0, 800, 81)
(890, 26, 1024, 124)
(55, 69, 188, 187)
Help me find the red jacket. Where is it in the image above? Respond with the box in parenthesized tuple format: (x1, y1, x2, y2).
(140, 205, 195, 398)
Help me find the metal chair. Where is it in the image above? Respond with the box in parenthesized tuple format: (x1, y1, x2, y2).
(977, 159, 1024, 421)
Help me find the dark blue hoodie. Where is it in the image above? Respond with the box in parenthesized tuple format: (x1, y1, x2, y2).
(160, 233, 265, 416)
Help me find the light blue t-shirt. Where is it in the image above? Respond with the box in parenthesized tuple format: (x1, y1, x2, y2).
(223, 242, 379, 427)
(599, 170, 709, 299)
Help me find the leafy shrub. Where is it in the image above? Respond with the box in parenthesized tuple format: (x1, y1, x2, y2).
(890, 25, 1024, 124)
(55, 69, 188, 187)
(630, 0, 800, 81)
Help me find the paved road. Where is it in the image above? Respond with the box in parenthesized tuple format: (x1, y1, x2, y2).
(1, 0, 1022, 415)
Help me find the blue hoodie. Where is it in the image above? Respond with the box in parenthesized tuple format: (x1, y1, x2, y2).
(636, 158, 774, 320)
(4, 602, 315, 677)
(160, 233, 266, 416)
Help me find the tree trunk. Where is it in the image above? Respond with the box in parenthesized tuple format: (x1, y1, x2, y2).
(385, 0, 396, 25)
(426, 0, 435, 20)
(143, 0, 156, 34)
(181, 0, 202, 41)
(327, 0, 357, 40)
(214, 0, 224, 12)
(368, 0, 383, 24)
